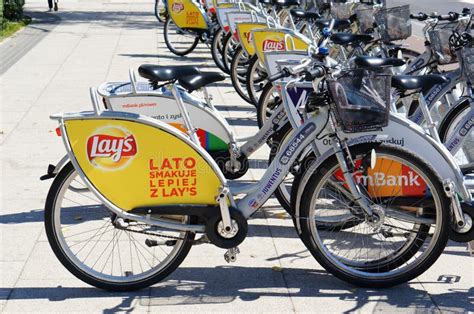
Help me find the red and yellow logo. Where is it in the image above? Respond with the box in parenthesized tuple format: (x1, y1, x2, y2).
(262, 37, 285, 51)
(172, 0, 184, 13)
(86, 126, 138, 170)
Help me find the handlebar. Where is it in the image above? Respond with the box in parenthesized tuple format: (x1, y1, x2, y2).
(437, 12, 459, 21)
(267, 68, 290, 82)
(410, 13, 429, 21)
(303, 66, 325, 81)
(267, 59, 323, 83)
(410, 9, 470, 22)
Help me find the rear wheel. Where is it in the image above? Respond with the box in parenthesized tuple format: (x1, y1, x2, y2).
(154, 0, 166, 23)
(299, 143, 450, 287)
(246, 56, 268, 106)
(222, 33, 238, 74)
(164, 18, 199, 56)
(211, 28, 226, 72)
(45, 162, 194, 291)
(230, 46, 253, 104)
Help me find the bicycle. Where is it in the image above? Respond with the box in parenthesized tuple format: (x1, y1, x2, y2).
(45, 54, 453, 290)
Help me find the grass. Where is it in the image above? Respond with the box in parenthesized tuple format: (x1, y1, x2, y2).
(0, 17, 31, 41)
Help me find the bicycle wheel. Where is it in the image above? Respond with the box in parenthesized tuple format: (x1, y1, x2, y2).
(438, 97, 474, 166)
(257, 82, 281, 128)
(45, 162, 194, 291)
(164, 18, 199, 56)
(222, 33, 238, 74)
(211, 28, 227, 72)
(154, 0, 166, 23)
(246, 56, 268, 106)
(230, 46, 253, 104)
(299, 143, 450, 287)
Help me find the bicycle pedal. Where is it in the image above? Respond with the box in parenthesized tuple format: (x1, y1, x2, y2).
(224, 247, 240, 263)
(145, 239, 177, 247)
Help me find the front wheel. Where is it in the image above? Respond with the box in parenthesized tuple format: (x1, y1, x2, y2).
(44, 162, 194, 291)
(163, 18, 199, 56)
(299, 143, 450, 287)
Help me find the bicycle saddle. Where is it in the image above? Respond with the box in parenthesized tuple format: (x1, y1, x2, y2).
(290, 9, 321, 20)
(354, 56, 406, 68)
(178, 72, 226, 92)
(314, 19, 351, 31)
(330, 33, 373, 45)
(258, 0, 273, 5)
(274, 0, 301, 7)
(392, 75, 449, 95)
(138, 65, 200, 82)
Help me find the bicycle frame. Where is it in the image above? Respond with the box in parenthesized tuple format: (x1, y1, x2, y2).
(49, 97, 345, 231)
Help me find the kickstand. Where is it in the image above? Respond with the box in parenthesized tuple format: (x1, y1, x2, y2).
(224, 247, 240, 263)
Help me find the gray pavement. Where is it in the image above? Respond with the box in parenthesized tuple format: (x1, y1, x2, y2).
(0, 0, 473, 313)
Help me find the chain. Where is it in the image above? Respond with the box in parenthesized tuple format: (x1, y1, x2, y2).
(114, 223, 200, 243)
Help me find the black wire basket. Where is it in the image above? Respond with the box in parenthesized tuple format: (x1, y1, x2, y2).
(374, 5, 411, 42)
(429, 21, 471, 65)
(328, 67, 392, 133)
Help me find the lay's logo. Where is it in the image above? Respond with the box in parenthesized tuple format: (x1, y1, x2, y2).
(262, 38, 285, 51)
(172, 1, 184, 13)
(245, 31, 252, 44)
(86, 126, 137, 170)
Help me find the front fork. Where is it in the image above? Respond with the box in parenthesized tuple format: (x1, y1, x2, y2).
(330, 135, 374, 218)
(443, 180, 467, 229)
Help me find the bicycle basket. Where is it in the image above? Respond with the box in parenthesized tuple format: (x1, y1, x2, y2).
(374, 5, 411, 42)
(331, 3, 354, 20)
(328, 67, 391, 133)
(428, 21, 470, 65)
(355, 5, 377, 33)
(460, 46, 474, 82)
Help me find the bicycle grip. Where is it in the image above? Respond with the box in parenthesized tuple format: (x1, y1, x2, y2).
(267, 68, 290, 82)
(437, 12, 459, 21)
(303, 66, 325, 81)
(409, 13, 427, 21)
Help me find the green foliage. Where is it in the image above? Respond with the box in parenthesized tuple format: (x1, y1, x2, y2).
(3, 0, 25, 22)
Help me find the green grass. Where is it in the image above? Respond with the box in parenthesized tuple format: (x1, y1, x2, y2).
(0, 17, 31, 41)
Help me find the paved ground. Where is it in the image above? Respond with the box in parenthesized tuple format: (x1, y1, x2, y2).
(1, 0, 473, 313)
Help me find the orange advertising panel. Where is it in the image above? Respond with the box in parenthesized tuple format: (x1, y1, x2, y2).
(64, 119, 222, 211)
(251, 29, 310, 64)
(168, 0, 207, 29)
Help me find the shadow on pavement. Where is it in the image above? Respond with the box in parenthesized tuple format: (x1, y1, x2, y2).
(1, 266, 471, 312)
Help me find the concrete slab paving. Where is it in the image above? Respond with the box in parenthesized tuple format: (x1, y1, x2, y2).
(0, 0, 473, 313)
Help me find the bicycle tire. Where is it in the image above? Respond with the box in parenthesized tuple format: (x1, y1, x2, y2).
(164, 18, 199, 56)
(299, 143, 450, 287)
(45, 162, 195, 291)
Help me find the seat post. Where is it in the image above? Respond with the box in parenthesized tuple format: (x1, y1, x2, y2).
(171, 83, 201, 145)
(417, 94, 442, 143)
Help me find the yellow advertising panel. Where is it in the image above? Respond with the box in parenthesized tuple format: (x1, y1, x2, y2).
(252, 29, 310, 64)
(236, 22, 267, 56)
(64, 119, 222, 211)
(168, 0, 207, 29)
